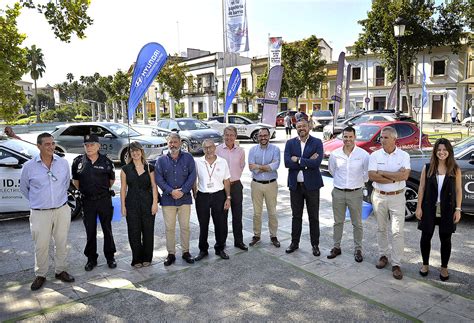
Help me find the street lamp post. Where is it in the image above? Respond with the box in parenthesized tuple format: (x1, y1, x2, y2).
(394, 17, 406, 112)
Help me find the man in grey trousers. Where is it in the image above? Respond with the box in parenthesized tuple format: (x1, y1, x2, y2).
(327, 126, 369, 262)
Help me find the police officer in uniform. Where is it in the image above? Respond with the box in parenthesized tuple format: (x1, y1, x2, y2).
(72, 134, 117, 271)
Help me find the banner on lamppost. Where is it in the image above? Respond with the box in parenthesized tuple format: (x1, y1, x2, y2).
(331, 52, 345, 132)
(387, 79, 405, 110)
(261, 65, 284, 126)
(128, 43, 168, 120)
(225, 0, 249, 53)
(224, 68, 241, 118)
(269, 37, 282, 69)
(344, 63, 351, 118)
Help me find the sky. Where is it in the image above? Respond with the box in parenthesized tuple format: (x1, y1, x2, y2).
(10, 0, 373, 87)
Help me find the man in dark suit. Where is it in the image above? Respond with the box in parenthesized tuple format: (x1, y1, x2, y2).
(284, 119, 324, 256)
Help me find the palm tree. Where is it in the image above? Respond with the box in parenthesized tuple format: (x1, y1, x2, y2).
(26, 45, 46, 122)
(66, 73, 74, 83)
(240, 89, 256, 113)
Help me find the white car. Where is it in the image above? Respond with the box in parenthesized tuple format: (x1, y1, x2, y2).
(461, 116, 473, 126)
(0, 136, 81, 220)
(206, 115, 276, 143)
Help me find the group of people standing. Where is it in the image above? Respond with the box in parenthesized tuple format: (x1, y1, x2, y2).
(19, 118, 462, 291)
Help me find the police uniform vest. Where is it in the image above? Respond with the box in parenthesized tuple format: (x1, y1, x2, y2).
(72, 153, 115, 199)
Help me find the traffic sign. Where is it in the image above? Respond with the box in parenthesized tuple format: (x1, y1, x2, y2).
(365, 97, 370, 104)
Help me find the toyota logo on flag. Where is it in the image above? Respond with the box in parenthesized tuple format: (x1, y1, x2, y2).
(268, 91, 277, 99)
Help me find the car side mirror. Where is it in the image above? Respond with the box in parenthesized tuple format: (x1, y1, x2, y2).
(375, 136, 381, 144)
(0, 157, 21, 168)
(104, 133, 114, 139)
(171, 128, 179, 133)
(347, 121, 354, 126)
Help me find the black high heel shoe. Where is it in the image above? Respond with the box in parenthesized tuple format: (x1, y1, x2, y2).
(419, 269, 429, 277)
(419, 266, 429, 277)
(439, 273, 449, 281)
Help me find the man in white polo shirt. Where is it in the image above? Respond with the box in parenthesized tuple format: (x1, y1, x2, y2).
(193, 139, 232, 261)
(328, 126, 369, 262)
(368, 126, 410, 280)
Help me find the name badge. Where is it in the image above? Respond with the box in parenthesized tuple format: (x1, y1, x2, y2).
(207, 182, 214, 189)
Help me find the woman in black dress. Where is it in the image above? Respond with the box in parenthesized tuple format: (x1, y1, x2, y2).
(120, 142, 158, 268)
(415, 138, 462, 281)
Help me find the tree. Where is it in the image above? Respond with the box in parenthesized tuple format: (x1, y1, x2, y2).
(0, 1, 92, 121)
(240, 89, 256, 112)
(156, 56, 187, 105)
(0, 3, 27, 122)
(26, 45, 46, 122)
(66, 73, 74, 83)
(354, 0, 469, 116)
(21, 0, 93, 42)
(256, 35, 327, 109)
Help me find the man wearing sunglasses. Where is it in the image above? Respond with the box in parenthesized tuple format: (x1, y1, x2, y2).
(20, 133, 75, 291)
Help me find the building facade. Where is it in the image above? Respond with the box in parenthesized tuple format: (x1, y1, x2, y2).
(345, 42, 473, 122)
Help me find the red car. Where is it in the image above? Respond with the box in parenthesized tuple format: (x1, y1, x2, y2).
(276, 111, 308, 127)
(321, 121, 431, 168)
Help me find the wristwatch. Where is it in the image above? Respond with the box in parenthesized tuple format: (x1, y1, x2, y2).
(455, 207, 462, 211)
(227, 196, 231, 200)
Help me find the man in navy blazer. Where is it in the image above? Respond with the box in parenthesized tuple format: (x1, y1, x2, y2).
(284, 119, 324, 256)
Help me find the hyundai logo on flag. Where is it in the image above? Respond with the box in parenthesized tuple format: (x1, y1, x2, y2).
(128, 43, 168, 120)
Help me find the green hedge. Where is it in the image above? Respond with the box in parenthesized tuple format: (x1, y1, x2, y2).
(74, 115, 91, 121)
(15, 116, 36, 125)
(211, 112, 259, 120)
(192, 112, 207, 120)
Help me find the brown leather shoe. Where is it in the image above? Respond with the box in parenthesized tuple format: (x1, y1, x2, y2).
(249, 236, 260, 247)
(55, 271, 75, 283)
(376, 256, 388, 269)
(31, 276, 46, 291)
(392, 266, 403, 280)
(327, 247, 341, 259)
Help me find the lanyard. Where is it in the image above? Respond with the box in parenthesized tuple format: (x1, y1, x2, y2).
(205, 160, 217, 181)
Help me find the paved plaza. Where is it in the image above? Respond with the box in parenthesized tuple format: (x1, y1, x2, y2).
(0, 127, 472, 322)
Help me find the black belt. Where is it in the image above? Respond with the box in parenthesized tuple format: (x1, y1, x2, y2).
(253, 178, 276, 184)
(83, 192, 111, 201)
(197, 189, 224, 195)
(32, 202, 67, 211)
(335, 187, 362, 192)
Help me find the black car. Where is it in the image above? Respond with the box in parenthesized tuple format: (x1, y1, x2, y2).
(363, 137, 474, 220)
(151, 118, 223, 154)
(323, 110, 416, 140)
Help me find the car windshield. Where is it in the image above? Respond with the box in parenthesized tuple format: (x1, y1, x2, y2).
(177, 120, 209, 130)
(337, 125, 380, 141)
(108, 124, 141, 137)
(2, 139, 40, 158)
(312, 110, 332, 117)
(453, 136, 474, 155)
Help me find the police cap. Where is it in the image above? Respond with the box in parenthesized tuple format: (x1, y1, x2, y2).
(84, 134, 99, 144)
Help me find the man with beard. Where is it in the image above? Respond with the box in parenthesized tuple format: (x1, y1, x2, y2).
(284, 119, 324, 256)
(248, 128, 281, 248)
(155, 133, 196, 266)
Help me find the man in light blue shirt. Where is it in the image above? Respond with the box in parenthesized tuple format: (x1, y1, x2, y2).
(20, 133, 75, 291)
(248, 128, 281, 248)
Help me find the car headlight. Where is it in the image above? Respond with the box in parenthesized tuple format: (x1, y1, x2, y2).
(189, 138, 200, 144)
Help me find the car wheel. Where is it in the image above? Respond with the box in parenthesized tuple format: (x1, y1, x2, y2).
(181, 140, 190, 153)
(67, 186, 82, 220)
(251, 131, 259, 143)
(121, 149, 129, 165)
(405, 181, 419, 221)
